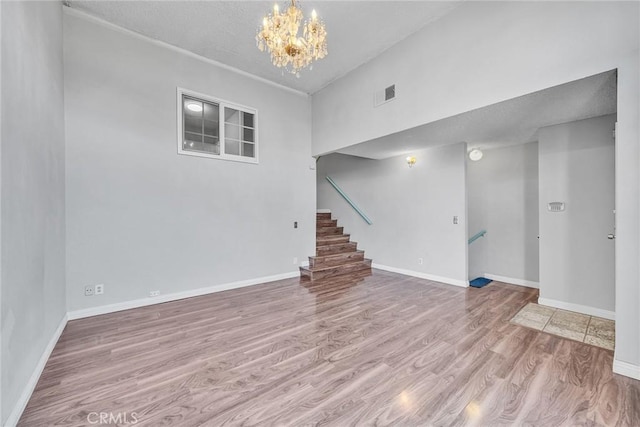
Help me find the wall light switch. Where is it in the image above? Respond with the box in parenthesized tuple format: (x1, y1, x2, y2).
(453, 216, 459, 225)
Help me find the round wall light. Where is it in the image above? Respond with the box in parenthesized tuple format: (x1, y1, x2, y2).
(468, 148, 483, 161)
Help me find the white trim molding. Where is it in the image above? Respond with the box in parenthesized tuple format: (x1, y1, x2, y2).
(373, 264, 469, 288)
(613, 358, 640, 380)
(68, 271, 300, 320)
(484, 273, 539, 289)
(6, 313, 69, 427)
(316, 209, 331, 214)
(538, 297, 615, 320)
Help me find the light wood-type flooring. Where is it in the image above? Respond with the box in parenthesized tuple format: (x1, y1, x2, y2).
(19, 270, 640, 426)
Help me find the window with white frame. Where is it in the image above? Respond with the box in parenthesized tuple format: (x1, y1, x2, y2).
(177, 88, 258, 163)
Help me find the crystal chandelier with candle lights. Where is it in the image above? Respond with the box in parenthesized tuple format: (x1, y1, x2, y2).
(256, 0, 327, 76)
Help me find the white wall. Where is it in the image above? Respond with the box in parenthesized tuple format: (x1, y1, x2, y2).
(1, 2, 67, 424)
(312, 2, 638, 156)
(538, 115, 616, 316)
(467, 143, 539, 285)
(614, 54, 640, 377)
(317, 143, 467, 286)
(64, 12, 315, 312)
(312, 0, 640, 377)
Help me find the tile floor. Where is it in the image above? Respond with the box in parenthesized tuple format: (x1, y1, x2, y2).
(510, 302, 615, 350)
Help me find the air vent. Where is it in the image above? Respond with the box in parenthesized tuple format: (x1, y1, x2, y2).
(548, 202, 565, 212)
(374, 84, 396, 107)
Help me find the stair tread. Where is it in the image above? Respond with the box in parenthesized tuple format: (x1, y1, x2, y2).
(301, 258, 372, 273)
(316, 235, 350, 246)
(310, 250, 364, 260)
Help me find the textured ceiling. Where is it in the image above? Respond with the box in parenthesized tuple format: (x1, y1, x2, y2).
(68, 1, 462, 94)
(337, 70, 618, 159)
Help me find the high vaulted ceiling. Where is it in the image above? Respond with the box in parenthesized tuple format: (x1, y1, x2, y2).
(68, 1, 462, 94)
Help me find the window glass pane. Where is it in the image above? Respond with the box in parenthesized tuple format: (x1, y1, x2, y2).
(180, 93, 256, 162)
(184, 116, 202, 134)
(242, 112, 254, 128)
(242, 127, 254, 143)
(225, 107, 240, 124)
(203, 102, 219, 121)
(183, 97, 204, 117)
(225, 123, 240, 140)
(242, 143, 255, 158)
(203, 137, 220, 154)
(184, 140, 203, 152)
(203, 120, 219, 137)
(184, 132, 202, 144)
(225, 139, 240, 156)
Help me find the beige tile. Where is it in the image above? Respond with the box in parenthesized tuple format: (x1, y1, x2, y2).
(584, 334, 614, 351)
(585, 317, 615, 350)
(543, 309, 590, 342)
(587, 317, 615, 339)
(510, 303, 555, 330)
(525, 303, 556, 317)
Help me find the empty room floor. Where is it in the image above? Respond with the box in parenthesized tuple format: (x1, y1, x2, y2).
(19, 270, 640, 426)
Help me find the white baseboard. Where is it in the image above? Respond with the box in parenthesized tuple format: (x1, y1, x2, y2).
(484, 273, 539, 289)
(316, 209, 331, 213)
(68, 271, 300, 320)
(6, 313, 69, 427)
(538, 297, 615, 320)
(613, 358, 640, 380)
(373, 263, 469, 288)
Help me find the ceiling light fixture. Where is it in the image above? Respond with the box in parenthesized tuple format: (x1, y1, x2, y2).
(406, 156, 417, 168)
(186, 103, 203, 113)
(468, 148, 483, 161)
(256, 0, 328, 77)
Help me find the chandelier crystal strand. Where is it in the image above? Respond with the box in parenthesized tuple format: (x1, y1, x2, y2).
(256, 0, 327, 76)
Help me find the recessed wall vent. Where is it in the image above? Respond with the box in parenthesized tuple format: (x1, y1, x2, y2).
(374, 84, 396, 107)
(548, 202, 565, 212)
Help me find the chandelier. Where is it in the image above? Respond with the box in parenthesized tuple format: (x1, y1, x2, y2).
(256, 0, 327, 76)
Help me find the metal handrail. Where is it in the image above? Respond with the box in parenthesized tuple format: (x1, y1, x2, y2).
(468, 230, 487, 244)
(325, 176, 372, 225)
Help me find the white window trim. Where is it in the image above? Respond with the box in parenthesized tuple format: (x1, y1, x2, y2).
(176, 87, 259, 164)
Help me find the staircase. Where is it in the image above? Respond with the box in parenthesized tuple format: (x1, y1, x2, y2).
(299, 212, 372, 281)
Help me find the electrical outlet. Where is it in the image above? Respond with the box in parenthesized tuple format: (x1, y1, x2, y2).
(418, 258, 423, 265)
(293, 257, 298, 265)
(294, 221, 298, 229)
(453, 216, 459, 225)
(149, 290, 160, 297)
(95, 284, 104, 295)
(84, 285, 94, 296)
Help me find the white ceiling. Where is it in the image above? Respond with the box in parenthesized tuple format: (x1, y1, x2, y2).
(68, 1, 462, 94)
(337, 70, 618, 159)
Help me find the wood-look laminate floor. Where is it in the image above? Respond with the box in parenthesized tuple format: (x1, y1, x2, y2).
(20, 270, 640, 426)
